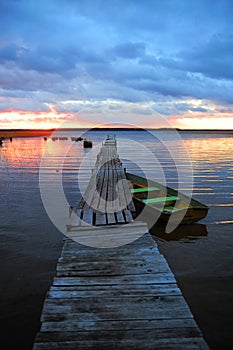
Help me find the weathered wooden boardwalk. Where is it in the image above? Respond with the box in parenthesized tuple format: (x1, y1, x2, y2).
(69, 136, 135, 228)
(33, 136, 209, 349)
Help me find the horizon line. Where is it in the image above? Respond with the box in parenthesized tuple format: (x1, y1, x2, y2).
(1, 127, 233, 132)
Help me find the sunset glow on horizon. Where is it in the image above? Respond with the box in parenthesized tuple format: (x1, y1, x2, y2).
(1, 104, 233, 130)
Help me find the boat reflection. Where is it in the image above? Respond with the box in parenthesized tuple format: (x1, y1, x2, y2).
(150, 222, 208, 241)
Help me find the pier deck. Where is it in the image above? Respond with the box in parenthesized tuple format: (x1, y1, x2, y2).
(33, 136, 209, 349)
(69, 136, 135, 227)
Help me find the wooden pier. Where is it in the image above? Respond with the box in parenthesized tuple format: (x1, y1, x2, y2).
(69, 136, 135, 229)
(33, 136, 209, 349)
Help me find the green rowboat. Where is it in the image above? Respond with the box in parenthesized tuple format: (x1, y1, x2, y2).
(126, 172, 209, 224)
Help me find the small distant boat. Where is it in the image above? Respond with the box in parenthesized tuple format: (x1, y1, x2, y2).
(126, 172, 209, 224)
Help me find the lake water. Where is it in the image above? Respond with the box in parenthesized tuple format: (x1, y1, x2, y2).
(0, 129, 233, 349)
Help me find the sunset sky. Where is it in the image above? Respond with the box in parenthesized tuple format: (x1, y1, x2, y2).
(1, 0, 233, 129)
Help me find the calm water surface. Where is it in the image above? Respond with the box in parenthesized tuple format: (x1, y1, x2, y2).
(0, 130, 233, 349)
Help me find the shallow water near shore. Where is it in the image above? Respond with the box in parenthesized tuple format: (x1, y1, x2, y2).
(0, 129, 233, 349)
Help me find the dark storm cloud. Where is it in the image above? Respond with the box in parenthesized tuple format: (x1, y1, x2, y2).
(0, 0, 233, 111)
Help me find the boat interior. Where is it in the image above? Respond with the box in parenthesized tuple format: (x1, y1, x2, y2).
(129, 181, 189, 212)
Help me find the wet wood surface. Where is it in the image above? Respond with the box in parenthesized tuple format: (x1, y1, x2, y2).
(33, 230, 209, 349)
(68, 136, 135, 227)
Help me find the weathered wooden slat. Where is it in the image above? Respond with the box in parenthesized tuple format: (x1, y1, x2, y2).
(59, 246, 161, 261)
(115, 210, 126, 223)
(58, 249, 163, 263)
(95, 211, 107, 225)
(91, 170, 105, 211)
(64, 228, 155, 246)
(117, 167, 136, 212)
(66, 222, 150, 247)
(40, 322, 200, 336)
(123, 208, 133, 222)
(34, 340, 208, 350)
(34, 324, 209, 350)
(56, 259, 172, 277)
(48, 283, 182, 298)
(40, 295, 193, 322)
(61, 240, 158, 253)
(53, 272, 176, 286)
(106, 212, 116, 225)
(97, 168, 108, 212)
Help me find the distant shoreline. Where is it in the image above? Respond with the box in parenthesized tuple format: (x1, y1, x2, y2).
(0, 129, 55, 138)
(1, 128, 233, 139)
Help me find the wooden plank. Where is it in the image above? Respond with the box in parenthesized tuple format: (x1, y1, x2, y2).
(80, 207, 93, 226)
(40, 295, 193, 322)
(62, 233, 160, 252)
(48, 283, 182, 297)
(56, 257, 172, 275)
(77, 170, 97, 210)
(34, 337, 208, 350)
(34, 339, 208, 350)
(40, 318, 199, 334)
(105, 165, 118, 220)
(64, 228, 153, 243)
(58, 247, 162, 261)
(115, 210, 126, 223)
(59, 246, 161, 260)
(106, 212, 117, 224)
(65, 222, 149, 247)
(95, 211, 107, 225)
(37, 322, 202, 338)
(116, 167, 135, 212)
(53, 272, 176, 286)
(91, 170, 105, 212)
(123, 208, 133, 222)
(115, 170, 128, 212)
(97, 167, 109, 212)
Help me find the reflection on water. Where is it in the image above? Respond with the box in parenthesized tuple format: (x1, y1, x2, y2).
(1, 130, 233, 236)
(150, 222, 208, 242)
(0, 137, 45, 171)
(214, 220, 233, 225)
